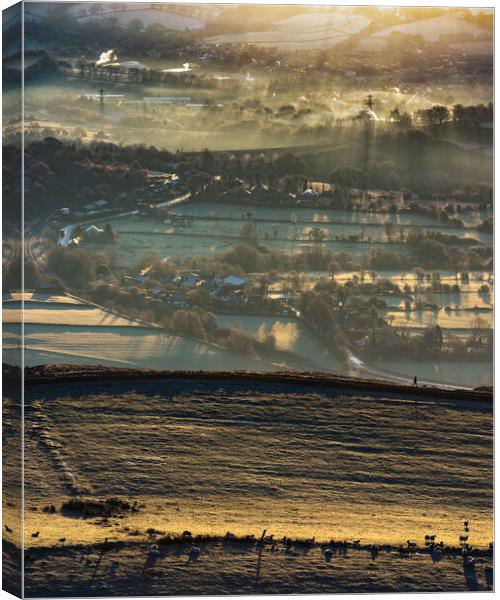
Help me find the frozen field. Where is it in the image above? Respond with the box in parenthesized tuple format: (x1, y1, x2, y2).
(175, 201, 488, 229)
(74, 6, 204, 30)
(217, 314, 325, 353)
(3, 375, 493, 594)
(84, 202, 490, 267)
(5, 278, 489, 387)
(379, 291, 492, 311)
(3, 283, 491, 389)
(83, 227, 403, 265)
(370, 358, 492, 391)
(213, 312, 492, 388)
(385, 307, 493, 330)
(216, 314, 341, 370)
(360, 15, 491, 52)
(206, 12, 370, 49)
(2, 293, 272, 372)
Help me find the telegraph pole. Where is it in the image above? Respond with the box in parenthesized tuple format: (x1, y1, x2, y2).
(363, 94, 375, 180)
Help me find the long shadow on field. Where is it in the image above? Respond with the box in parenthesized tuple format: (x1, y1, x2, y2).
(463, 564, 479, 591)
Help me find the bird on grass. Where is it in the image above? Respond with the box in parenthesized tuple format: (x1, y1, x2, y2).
(5, 525, 13, 533)
(58, 537, 66, 543)
(31, 531, 40, 538)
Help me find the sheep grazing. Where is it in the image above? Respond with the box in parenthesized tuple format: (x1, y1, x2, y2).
(459, 535, 469, 544)
(324, 548, 333, 562)
(31, 531, 40, 538)
(432, 547, 443, 563)
(464, 556, 476, 569)
(58, 537, 66, 543)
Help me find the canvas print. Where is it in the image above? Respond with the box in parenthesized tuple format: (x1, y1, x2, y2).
(2, 2, 494, 596)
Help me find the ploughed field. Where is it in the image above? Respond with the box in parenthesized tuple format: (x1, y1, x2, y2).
(3, 374, 492, 594)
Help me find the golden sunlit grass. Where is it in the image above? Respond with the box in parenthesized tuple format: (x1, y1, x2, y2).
(9, 378, 492, 551)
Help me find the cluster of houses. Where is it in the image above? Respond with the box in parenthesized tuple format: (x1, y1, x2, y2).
(55, 171, 196, 223)
(121, 268, 292, 314)
(62, 223, 117, 247)
(124, 269, 262, 310)
(208, 177, 331, 207)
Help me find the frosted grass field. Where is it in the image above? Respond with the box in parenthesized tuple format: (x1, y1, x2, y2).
(370, 358, 492, 390)
(84, 202, 490, 267)
(360, 14, 491, 52)
(2, 376, 492, 594)
(2, 282, 491, 388)
(2, 294, 272, 372)
(15, 378, 494, 549)
(83, 220, 411, 264)
(72, 5, 205, 30)
(174, 201, 488, 229)
(3, 4, 493, 596)
(206, 12, 370, 49)
(215, 313, 341, 371)
(384, 308, 492, 330)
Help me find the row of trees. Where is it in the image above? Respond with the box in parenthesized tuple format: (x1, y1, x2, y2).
(416, 103, 493, 128)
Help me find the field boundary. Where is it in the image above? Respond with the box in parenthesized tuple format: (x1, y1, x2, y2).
(5, 364, 492, 405)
